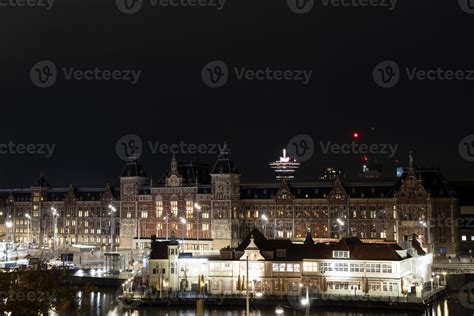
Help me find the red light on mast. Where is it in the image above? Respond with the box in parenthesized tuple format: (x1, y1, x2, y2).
(353, 132, 360, 139)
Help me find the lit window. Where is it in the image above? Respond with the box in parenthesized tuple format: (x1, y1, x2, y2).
(171, 200, 178, 217)
(155, 200, 163, 218)
(127, 212, 131, 218)
(141, 211, 148, 218)
(462, 235, 467, 241)
(202, 223, 209, 231)
(333, 251, 349, 259)
(186, 201, 193, 218)
(303, 262, 318, 272)
(471, 236, 474, 241)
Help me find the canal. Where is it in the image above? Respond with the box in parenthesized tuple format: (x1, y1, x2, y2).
(56, 288, 471, 316)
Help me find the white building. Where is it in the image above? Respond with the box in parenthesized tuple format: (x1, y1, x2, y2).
(148, 229, 432, 298)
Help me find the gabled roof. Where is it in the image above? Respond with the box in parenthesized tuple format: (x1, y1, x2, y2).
(235, 229, 410, 262)
(157, 161, 211, 185)
(390, 168, 456, 198)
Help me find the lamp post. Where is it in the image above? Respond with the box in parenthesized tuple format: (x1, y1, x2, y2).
(430, 278, 434, 291)
(108, 205, 116, 252)
(5, 221, 12, 261)
(275, 305, 284, 315)
(262, 215, 268, 237)
(337, 218, 345, 239)
(25, 214, 31, 255)
(442, 271, 447, 286)
(51, 207, 58, 259)
(194, 203, 201, 252)
(300, 284, 310, 316)
(436, 275, 440, 288)
(163, 215, 169, 240)
(246, 255, 250, 316)
(180, 217, 186, 250)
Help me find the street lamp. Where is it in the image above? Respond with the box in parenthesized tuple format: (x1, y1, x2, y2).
(436, 275, 440, 288)
(25, 214, 31, 255)
(262, 215, 268, 237)
(442, 271, 447, 286)
(337, 218, 345, 238)
(300, 283, 310, 316)
(51, 207, 58, 259)
(163, 215, 169, 240)
(275, 305, 284, 315)
(194, 202, 201, 251)
(180, 217, 187, 249)
(108, 205, 116, 252)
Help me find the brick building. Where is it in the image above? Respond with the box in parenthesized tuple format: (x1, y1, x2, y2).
(0, 144, 462, 257)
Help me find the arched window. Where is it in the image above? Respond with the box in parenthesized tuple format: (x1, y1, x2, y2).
(155, 195, 163, 218)
(170, 195, 178, 217)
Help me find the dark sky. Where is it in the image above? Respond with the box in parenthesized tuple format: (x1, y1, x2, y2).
(0, 0, 472, 187)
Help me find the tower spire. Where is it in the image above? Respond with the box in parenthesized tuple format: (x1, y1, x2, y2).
(270, 149, 300, 182)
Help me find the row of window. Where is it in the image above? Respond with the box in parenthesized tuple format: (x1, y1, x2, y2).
(303, 262, 393, 274)
(461, 235, 474, 241)
(272, 263, 301, 273)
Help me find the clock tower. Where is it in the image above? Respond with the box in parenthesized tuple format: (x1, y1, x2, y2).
(210, 143, 240, 249)
(119, 156, 148, 249)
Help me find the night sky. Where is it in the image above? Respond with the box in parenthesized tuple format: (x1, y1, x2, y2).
(0, 0, 473, 187)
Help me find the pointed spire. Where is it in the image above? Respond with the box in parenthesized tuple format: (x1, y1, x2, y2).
(304, 228, 315, 245)
(212, 141, 239, 174)
(170, 154, 180, 176)
(407, 150, 416, 179)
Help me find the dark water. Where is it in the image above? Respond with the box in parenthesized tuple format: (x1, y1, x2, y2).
(69, 289, 472, 316)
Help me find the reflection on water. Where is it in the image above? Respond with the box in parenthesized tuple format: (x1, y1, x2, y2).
(59, 288, 474, 316)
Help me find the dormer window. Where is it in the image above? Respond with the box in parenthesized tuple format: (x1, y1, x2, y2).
(333, 251, 349, 259)
(276, 249, 287, 258)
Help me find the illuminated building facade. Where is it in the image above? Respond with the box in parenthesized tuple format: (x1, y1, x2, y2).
(0, 144, 461, 257)
(147, 228, 432, 298)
